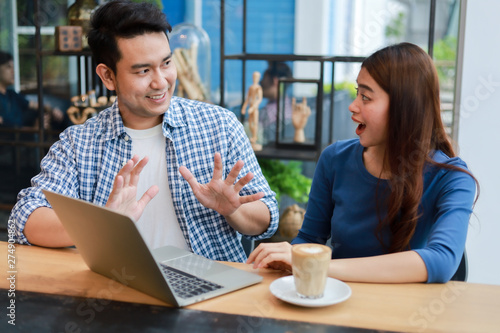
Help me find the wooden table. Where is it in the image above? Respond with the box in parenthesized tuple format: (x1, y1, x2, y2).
(1, 241, 499, 332)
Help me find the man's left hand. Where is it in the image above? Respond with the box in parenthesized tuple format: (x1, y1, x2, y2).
(179, 153, 264, 218)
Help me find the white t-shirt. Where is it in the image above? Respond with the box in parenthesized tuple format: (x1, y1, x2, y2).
(124, 124, 189, 250)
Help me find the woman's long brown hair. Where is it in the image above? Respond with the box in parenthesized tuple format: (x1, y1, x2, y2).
(362, 43, 477, 253)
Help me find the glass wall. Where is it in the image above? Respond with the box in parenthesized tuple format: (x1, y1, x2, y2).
(0, 0, 463, 234)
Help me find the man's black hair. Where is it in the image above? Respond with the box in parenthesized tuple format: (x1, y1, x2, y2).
(263, 61, 292, 80)
(87, 0, 172, 73)
(0, 51, 13, 66)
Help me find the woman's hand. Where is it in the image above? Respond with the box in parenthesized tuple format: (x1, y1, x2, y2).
(246, 242, 293, 272)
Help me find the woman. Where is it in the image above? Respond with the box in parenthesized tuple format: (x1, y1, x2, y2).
(247, 43, 478, 283)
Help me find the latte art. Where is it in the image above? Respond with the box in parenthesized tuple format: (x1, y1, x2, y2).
(292, 244, 332, 299)
(294, 244, 330, 255)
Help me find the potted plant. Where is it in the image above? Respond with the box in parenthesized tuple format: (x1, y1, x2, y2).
(258, 159, 311, 204)
(258, 159, 312, 240)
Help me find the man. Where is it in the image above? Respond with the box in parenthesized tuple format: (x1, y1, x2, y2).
(258, 61, 293, 144)
(291, 97, 311, 143)
(9, 0, 278, 262)
(0, 51, 64, 129)
(259, 61, 292, 129)
(0, 51, 37, 127)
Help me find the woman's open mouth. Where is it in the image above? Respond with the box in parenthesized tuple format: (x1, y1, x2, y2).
(352, 116, 366, 136)
(355, 123, 366, 136)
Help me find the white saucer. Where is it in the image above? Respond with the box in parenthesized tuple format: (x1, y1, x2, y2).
(269, 276, 351, 307)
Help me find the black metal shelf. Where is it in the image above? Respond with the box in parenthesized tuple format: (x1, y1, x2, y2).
(40, 49, 93, 57)
(254, 146, 319, 161)
(219, 1, 368, 162)
(224, 53, 332, 62)
(224, 53, 366, 63)
(219, 0, 440, 163)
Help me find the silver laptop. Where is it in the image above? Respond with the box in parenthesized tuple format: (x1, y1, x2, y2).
(43, 190, 262, 307)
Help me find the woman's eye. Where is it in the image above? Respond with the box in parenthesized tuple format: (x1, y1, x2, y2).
(355, 88, 369, 101)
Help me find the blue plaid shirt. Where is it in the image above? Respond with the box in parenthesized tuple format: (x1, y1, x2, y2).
(10, 97, 279, 262)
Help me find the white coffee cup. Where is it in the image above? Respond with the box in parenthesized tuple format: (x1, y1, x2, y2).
(291, 243, 332, 299)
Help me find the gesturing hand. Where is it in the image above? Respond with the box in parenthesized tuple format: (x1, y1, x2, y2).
(179, 153, 264, 218)
(106, 155, 159, 221)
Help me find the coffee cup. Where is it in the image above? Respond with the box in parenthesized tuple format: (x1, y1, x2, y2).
(291, 243, 332, 299)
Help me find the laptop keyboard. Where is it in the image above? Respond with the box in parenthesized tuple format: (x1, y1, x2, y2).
(160, 264, 223, 299)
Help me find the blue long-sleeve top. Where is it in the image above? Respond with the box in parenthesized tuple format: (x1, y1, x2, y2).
(292, 139, 476, 283)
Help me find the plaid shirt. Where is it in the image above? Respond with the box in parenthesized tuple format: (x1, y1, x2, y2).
(10, 97, 279, 262)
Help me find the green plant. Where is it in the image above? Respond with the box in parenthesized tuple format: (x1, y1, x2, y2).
(324, 81, 357, 100)
(258, 159, 312, 204)
(433, 36, 457, 60)
(385, 11, 406, 41)
(433, 36, 457, 85)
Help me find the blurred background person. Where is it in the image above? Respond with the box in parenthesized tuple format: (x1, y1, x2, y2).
(0, 51, 38, 128)
(0, 50, 64, 129)
(259, 61, 292, 130)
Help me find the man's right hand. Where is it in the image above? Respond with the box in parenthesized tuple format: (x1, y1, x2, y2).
(105, 155, 159, 221)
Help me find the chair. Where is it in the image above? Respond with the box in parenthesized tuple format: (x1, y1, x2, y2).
(450, 251, 468, 282)
(241, 237, 255, 257)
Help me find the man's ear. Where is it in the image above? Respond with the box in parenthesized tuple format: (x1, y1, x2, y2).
(96, 64, 116, 91)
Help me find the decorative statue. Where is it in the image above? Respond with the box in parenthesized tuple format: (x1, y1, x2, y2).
(241, 71, 263, 151)
(66, 93, 115, 124)
(279, 204, 306, 239)
(292, 97, 311, 143)
(66, 106, 97, 124)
